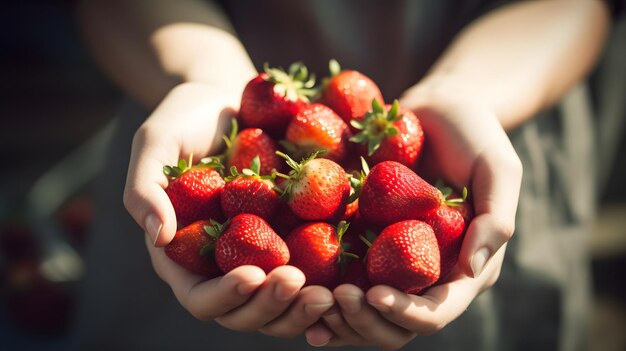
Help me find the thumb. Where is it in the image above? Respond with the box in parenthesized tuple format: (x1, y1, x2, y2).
(458, 142, 523, 278)
(123, 125, 179, 247)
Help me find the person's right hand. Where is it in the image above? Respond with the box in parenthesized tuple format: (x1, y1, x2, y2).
(123, 82, 334, 337)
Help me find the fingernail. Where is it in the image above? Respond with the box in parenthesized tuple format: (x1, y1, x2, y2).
(471, 247, 491, 278)
(304, 303, 334, 317)
(274, 281, 300, 301)
(308, 338, 329, 347)
(337, 294, 362, 314)
(145, 214, 162, 246)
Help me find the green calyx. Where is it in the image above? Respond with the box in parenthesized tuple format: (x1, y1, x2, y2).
(346, 157, 370, 204)
(273, 150, 321, 199)
(200, 219, 227, 256)
(349, 99, 401, 156)
(163, 153, 224, 178)
(221, 118, 239, 151)
(264, 62, 316, 103)
(435, 179, 469, 207)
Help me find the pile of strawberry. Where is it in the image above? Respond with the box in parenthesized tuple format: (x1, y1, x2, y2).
(162, 61, 473, 294)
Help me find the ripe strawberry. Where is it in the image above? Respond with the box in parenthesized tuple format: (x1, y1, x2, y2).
(164, 220, 221, 277)
(350, 100, 424, 169)
(238, 62, 315, 138)
(285, 222, 349, 288)
(220, 157, 280, 221)
(318, 59, 384, 125)
(277, 152, 350, 221)
(359, 161, 443, 226)
(419, 205, 466, 282)
(222, 119, 285, 175)
(419, 185, 471, 281)
(284, 103, 352, 163)
(215, 213, 289, 274)
(367, 220, 440, 294)
(163, 157, 225, 227)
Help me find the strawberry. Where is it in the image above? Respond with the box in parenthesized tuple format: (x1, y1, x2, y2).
(222, 119, 285, 176)
(350, 100, 424, 169)
(163, 156, 225, 227)
(419, 205, 465, 282)
(284, 103, 352, 163)
(215, 213, 290, 274)
(285, 221, 350, 288)
(359, 161, 443, 226)
(276, 152, 350, 221)
(419, 186, 471, 281)
(164, 220, 221, 277)
(367, 220, 440, 294)
(318, 59, 384, 126)
(220, 157, 280, 221)
(238, 62, 315, 138)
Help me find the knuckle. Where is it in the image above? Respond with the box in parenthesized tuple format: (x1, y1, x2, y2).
(491, 215, 516, 242)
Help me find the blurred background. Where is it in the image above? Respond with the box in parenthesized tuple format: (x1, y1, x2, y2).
(0, 1, 624, 350)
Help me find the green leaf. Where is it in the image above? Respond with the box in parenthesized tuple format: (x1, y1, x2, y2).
(249, 156, 261, 175)
(350, 119, 365, 130)
(386, 126, 398, 136)
(360, 157, 370, 175)
(387, 100, 399, 121)
(329, 59, 341, 76)
(367, 137, 381, 156)
(371, 98, 384, 114)
(349, 132, 367, 144)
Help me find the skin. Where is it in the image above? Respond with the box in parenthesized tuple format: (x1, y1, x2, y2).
(78, 0, 610, 349)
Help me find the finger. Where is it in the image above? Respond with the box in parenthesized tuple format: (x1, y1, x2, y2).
(146, 238, 266, 320)
(259, 285, 334, 338)
(124, 123, 180, 246)
(334, 284, 416, 350)
(460, 141, 522, 277)
(304, 321, 335, 347)
(215, 265, 306, 332)
(366, 246, 506, 335)
(321, 305, 366, 347)
(123, 83, 236, 247)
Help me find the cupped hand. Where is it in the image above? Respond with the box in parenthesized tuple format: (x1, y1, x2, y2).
(124, 82, 334, 336)
(305, 87, 522, 349)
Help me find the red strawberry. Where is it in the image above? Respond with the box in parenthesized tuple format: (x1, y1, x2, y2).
(164, 220, 221, 277)
(419, 186, 472, 281)
(350, 100, 424, 169)
(223, 119, 285, 175)
(284, 103, 352, 163)
(277, 152, 350, 221)
(238, 63, 315, 138)
(359, 161, 443, 226)
(220, 157, 280, 221)
(367, 220, 440, 294)
(164, 157, 225, 227)
(318, 59, 384, 126)
(419, 205, 466, 282)
(215, 214, 289, 274)
(285, 222, 348, 288)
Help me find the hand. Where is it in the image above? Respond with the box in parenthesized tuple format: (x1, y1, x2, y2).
(304, 88, 522, 349)
(123, 82, 334, 336)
